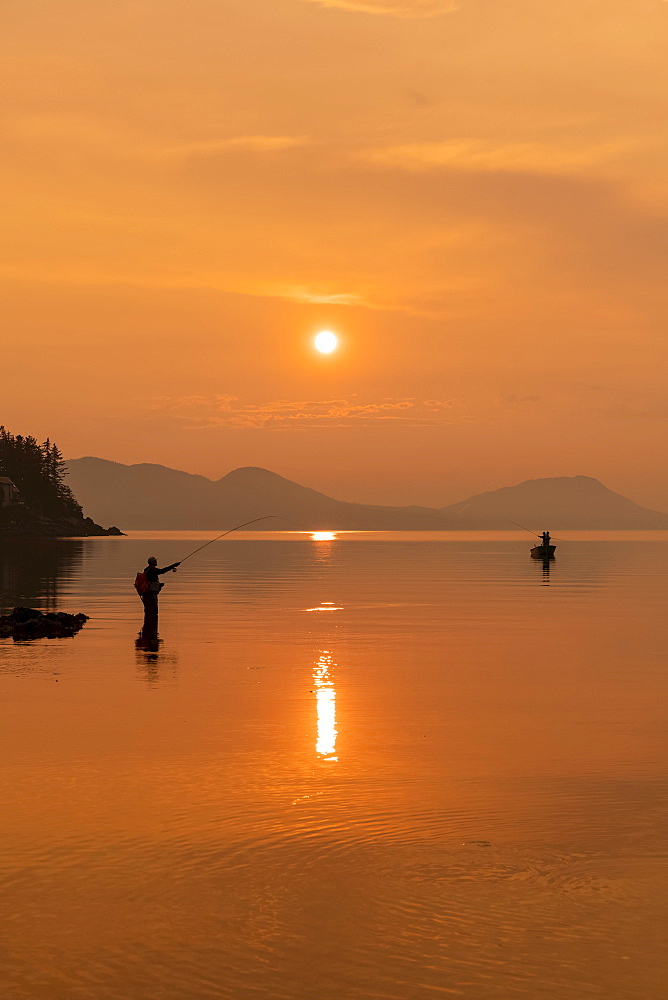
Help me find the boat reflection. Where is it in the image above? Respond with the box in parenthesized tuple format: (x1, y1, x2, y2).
(313, 650, 338, 761)
(535, 555, 552, 585)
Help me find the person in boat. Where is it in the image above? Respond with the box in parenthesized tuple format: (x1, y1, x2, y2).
(540, 531, 551, 548)
(141, 556, 180, 623)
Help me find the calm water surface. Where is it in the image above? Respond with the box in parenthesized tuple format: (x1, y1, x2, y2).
(1, 532, 667, 999)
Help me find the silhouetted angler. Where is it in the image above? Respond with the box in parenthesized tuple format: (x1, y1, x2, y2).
(141, 556, 180, 624)
(541, 531, 551, 547)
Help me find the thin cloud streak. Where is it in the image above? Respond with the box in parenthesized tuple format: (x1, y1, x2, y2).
(5, 115, 310, 161)
(303, 0, 459, 15)
(260, 285, 367, 307)
(359, 139, 635, 175)
(160, 135, 311, 158)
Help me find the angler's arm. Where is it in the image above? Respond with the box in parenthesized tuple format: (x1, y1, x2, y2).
(156, 562, 181, 574)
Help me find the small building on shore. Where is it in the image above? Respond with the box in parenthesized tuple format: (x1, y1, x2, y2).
(0, 476, 20, 507)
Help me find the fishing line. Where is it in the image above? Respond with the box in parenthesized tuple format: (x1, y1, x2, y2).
(178, 515, 311, 565)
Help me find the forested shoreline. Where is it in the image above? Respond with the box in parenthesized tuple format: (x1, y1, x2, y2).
(0, 427, 122, 536)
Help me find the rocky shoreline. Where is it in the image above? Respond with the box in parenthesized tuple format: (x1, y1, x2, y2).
(0, 607, 89, 640)
(0, 507, 123, 537)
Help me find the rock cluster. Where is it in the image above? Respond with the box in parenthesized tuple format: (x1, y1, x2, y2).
(81, 517, 124, 536)
(0, 606, 89, 640)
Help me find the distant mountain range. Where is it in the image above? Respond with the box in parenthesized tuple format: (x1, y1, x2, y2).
(64, 458, 668, 531)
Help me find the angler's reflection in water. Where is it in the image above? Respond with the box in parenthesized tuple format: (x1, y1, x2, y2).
(135, 623, 178, 686)
(313, 650, 338, 761)
(135, 627, 162, 685)
(136, 621, 161, 653)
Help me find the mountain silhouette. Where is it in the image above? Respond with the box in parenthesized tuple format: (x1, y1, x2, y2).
(64, 459, 447, 530)
(65, 458, 668, 530)
(440, 475, 668, 529)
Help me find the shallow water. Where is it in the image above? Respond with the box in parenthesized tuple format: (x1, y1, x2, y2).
(1, 532, 667, 999)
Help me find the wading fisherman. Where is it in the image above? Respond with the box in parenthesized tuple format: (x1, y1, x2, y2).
(133, 516, 300, 628)
(139, 556, 180, 624)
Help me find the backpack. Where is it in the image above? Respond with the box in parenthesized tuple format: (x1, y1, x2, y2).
(134, 572, 149, 596)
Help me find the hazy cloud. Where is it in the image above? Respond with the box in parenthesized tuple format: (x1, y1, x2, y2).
(423, 399, 458, 412)
(154, 395, 462, 429)
(590, 402, 668, 420)
(501, 394, 542, 405)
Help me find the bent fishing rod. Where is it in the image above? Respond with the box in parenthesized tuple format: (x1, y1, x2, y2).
(177, 514, 311, 566)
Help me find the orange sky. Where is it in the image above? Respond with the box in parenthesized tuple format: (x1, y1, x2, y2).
(2, 0, 668, 508)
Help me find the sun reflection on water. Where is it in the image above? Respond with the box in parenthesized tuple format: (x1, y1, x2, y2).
(310, 531, 337, 562)
(313, 651, 337, 761)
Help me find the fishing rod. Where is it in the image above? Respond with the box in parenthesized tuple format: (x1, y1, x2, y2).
(506, 519, 541, 537)
(178, 515, 310, 565)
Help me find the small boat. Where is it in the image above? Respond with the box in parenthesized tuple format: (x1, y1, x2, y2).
(531, 544, 556, 559)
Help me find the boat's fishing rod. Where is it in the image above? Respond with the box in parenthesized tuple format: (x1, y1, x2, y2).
(177, 515, 310, 565)
(506, 519, 541, 537)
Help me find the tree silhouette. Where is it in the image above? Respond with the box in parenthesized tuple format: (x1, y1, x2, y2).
(0, 426, 82, 519)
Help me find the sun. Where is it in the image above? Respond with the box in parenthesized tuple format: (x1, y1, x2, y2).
(314, 330, 338, 354)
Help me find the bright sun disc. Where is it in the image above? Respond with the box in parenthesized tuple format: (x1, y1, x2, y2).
(315, 330, 338, 354)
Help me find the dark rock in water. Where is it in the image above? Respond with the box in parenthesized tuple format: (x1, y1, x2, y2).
(81, 516, 126, 537)
(9, 606, 43, 623)
(0, 606, 89, 640)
